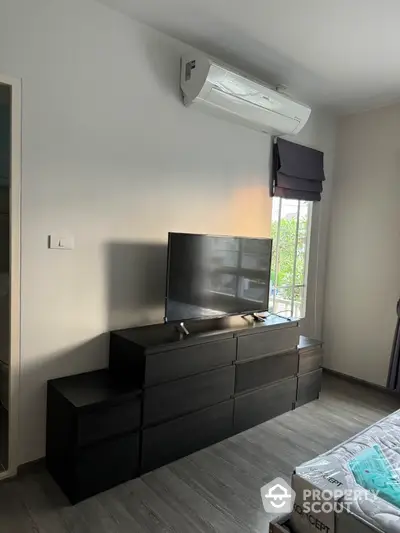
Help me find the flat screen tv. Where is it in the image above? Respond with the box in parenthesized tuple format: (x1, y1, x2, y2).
(165, 233, 273, 323)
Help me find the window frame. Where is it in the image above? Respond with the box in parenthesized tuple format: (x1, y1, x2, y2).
(269, 198, 312, 319)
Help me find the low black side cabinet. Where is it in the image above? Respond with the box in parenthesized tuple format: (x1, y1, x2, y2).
(46, 370, 141, 503)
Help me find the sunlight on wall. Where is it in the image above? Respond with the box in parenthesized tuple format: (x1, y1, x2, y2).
(230, 185, 272, 238)
(151, 180, 273, 240)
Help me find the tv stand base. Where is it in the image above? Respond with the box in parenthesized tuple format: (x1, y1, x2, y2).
(175, 321, 190, 337)
(242, 312, 268, 322)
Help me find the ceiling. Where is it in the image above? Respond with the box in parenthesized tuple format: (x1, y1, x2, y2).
(98, 0, 400, 113)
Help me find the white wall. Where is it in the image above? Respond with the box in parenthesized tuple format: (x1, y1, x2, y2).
(323, 103, 400, 386)
(0, 0, 336, 464)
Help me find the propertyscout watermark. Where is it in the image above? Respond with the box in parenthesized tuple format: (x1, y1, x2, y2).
(260, 478, 296, 514)
(260, 477, 380, 515)
(300, 487, 380, 514)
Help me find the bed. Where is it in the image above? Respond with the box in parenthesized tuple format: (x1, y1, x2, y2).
(291, 409, 400, 533)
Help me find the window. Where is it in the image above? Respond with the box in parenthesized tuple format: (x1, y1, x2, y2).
(269, 198, 312, 319)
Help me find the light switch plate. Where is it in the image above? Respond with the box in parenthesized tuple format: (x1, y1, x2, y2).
(48, 234, 74, 250)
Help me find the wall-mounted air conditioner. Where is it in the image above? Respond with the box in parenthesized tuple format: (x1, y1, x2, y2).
(180, 53, 311, 136)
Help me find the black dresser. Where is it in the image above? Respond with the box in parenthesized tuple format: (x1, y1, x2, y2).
(46, 315, 322, 503)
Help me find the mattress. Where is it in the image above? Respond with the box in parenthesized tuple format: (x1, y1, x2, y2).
(292, 409, 400, 533)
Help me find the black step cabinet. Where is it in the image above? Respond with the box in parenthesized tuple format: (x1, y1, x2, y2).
(296, 336, 323, 407)
(46, 315, 323, 503)
(46, 370, 141, 504)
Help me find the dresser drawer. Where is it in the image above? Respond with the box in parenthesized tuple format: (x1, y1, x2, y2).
(141, 399, 234, 473)
(237, 326, 298, 361)
(235, 351, 298, 394)
(144, 365, 234, 427)
(234, 378, 296, 433)
(77, 398, 141, 447)
(298, 347, 323, 375)
(296, 369, 322, 407)
(72, 432, 139, 503)
(145, 338, 236, 386)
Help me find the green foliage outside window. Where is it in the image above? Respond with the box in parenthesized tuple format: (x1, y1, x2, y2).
(270, 216, 309, 303)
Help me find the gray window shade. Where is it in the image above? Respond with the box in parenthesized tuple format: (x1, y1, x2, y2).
(272, 138, 325, 202)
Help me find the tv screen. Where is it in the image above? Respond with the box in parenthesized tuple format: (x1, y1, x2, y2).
(165, 233, 273, 323)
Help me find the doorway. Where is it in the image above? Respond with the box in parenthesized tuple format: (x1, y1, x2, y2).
(0, 75, 21, 479)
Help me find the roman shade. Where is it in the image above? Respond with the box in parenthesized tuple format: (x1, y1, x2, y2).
(272, 138, 325, 202)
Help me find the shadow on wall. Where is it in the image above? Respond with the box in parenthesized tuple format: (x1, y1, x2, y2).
(104, 241, 168, 330)
(41, 335, 109, 383)
(22, 239, 168, 463)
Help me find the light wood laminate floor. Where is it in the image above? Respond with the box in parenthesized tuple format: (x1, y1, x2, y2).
(0, 374, 399, 533)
